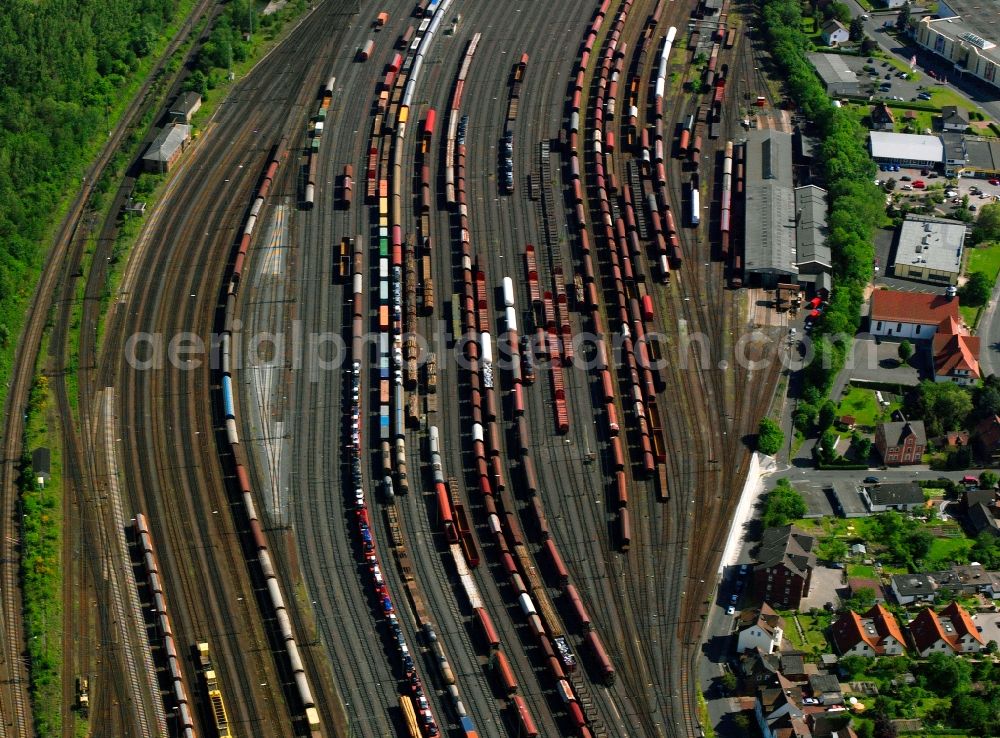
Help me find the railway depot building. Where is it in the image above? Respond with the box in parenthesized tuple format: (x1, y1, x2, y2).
(142, 123, 191, 173)
(743, 130, 830, 290)
(915, 10, 1000, 92)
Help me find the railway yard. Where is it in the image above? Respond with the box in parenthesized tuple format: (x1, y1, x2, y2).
(0, 0, 793, 736)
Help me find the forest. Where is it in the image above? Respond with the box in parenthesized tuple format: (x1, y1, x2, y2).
(0, 0, 188, 390)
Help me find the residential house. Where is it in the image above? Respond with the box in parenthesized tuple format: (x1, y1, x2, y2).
(908, 601, 984, 656)
(740, 648, 808, 684)
(755, 675, 810, 738)
(754, 526, 817, 609)
(890, 573, 937, 605)
(737, 603, 785, 654)
(941, 105, 970, 132)
(932, 315, 980, 385)
(821, 19, 850, 46)
(830, 605, 906, 657)
(874, 423, 927, 467)
(870, 102, 896, 132)
(968, 502, 1000, 537)
(868, 289, 960, 340)
(932, 563, 1000, 598)
(975, 414, 1000, 462)
(808, 673, 843, 705)
(961, 487, 996, 513)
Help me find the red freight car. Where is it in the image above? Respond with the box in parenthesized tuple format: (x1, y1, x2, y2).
(475, 607, 501, 651)
(493, 650, 518, 695)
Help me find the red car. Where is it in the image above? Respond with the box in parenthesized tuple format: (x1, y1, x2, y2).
(913, 180, 925, 188)
(990, 178, 1000, 186)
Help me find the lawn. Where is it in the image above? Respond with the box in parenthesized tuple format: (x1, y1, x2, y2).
(893, 108, 935, 135)
(927, 85, 977, 114)
(848, 564, 876, 579)
(836, 386, 900, 429)
(966, 242, 1000, 281)
(801, 16, 817, 33)
(923, 535, 973, 570)
(782, 611, 833, 655)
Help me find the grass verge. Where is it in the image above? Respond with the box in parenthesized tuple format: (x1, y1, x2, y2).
(698, 690, 716, 738)
(19, 372, 63, 736)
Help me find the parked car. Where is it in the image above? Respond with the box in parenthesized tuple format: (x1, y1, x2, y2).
(864, 476, 880, 484)
(726, 606, 736, 616)
(901, 175, 912, 181)
(990, 178, 1000, 186)
(921, 168, 930, 175)
(730, 594, 738, 604)
(913, 180, 925, 188)
(902, 184, 914, 190)
(970, 204, 978, 211)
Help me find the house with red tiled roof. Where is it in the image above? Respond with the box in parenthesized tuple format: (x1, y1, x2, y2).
(831, 605, 906, 657)
(869, 290, 960, 341)
(932, 315, 980, 386)
(908, 601, 984, 656)
(870, 102, 896, 132)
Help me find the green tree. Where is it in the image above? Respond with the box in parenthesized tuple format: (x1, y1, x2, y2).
(884, 177, 896, 191)
(972, 202, 1000, 244)
(757, 417, 785, 455)
(981, 470, 999, 488)
(840, 654, 868, 680)
(961, 271, 993, 307)
(853, 435, 873, 461)
(763, 479, 807, 527)
(818, 537, 848, 562)
(895, 1, 911, 33)
(827, 1, 851, 22)
(898, 339, 913, 362)
(973, 376, 1000, 419)
(849, 16, 865, 42)
(845, 586, 877, 612)
(908, 381, 973, 437)
(922, 651, 971, 696)
(819, 428, 840, 463)
(818, 399, 837, 430)
(720, 671, 737, 692)
(861, 36, 877, 54)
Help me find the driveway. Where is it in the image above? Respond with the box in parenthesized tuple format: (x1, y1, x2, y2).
(847, 336, 924, 385)
(800, 565, 845, 612)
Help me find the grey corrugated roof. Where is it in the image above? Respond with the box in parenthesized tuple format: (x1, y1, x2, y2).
(744, 130, 798, 277)
(869, 482, 925, 506)
(794, 185, 830, 269)
(891, 573, 935, 597)
(143, 124, 191, 163)
(807, 52, 861, 87)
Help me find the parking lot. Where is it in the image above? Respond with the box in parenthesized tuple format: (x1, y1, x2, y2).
(828, 53, 928, 103)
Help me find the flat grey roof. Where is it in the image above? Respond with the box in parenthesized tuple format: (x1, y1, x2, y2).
(870, 132, 943, 162)
(807, 52, 861, 88)
(744, 130, 798, 276)
(143, 124, 191, 162)
(795, 185, 830, 269)
(965, 136, 1000, 171)
(894, 215, 967, 276)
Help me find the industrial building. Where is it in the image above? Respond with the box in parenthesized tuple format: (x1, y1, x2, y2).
(963, 136, 1000, 177)
(869, 131, 943, 168)
(142, 124, 191, 173)
(915, 6, 1000, 92)
(807, 52, 863, 96)
(742, 131, 830, 291)
(891, 215, 967, 285)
